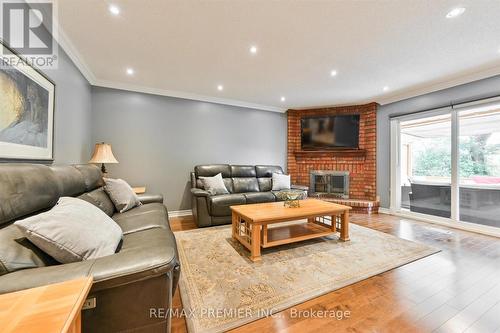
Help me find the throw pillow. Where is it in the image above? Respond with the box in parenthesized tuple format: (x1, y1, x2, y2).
(199, 173, 229, 195)
(14, 197, 123, 263)
(272, 173, 291, 191)
(103, 178, 142, 213)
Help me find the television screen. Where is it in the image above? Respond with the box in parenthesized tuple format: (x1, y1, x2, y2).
(301, 115, 360, 149)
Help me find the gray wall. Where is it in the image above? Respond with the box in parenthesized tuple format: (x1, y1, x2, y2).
(43, 48, 92, 164)
(91, 87, 287, 211)
(377, 75, 500, 208)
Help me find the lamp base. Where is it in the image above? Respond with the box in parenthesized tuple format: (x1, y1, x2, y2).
(101, 163, 107, 174)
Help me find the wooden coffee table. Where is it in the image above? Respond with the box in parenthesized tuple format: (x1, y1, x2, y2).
(230, 199, 351, 262)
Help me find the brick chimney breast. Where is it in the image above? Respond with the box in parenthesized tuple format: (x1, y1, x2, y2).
(286, 103, 377, 201)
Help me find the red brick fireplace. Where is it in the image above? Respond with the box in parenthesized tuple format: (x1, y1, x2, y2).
(287, 103, 378, 212)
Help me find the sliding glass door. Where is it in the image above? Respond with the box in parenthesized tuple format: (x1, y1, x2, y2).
(458, 106, 500, 227)
(390, 99, 500, 231)
(399, 114, 452, 218)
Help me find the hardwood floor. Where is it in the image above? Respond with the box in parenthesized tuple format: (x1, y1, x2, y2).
(169, 213, 500, 333)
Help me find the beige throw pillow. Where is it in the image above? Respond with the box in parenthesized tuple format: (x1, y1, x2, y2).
(104, 178, 142, 213)
(15, 197, 123, 263)
(272, 173, 291, 191)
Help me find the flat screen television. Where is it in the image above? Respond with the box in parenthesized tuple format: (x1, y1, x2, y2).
(301, 115, 360, 150)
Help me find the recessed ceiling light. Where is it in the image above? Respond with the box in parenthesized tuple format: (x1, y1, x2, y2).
(383, 86, 389, 92)
(126, 68, 134, 75)
(109, 4, 120, 16)
(280, 96, 286, 102)
(250, 45, 258, 54)
(217, 85, 224, 91)
(446, 7, 465, 19)
(330, 70, 338, 77)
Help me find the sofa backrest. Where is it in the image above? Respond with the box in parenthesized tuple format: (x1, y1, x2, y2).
(192, 164, 283, 193)
(0, 163, 103, 226)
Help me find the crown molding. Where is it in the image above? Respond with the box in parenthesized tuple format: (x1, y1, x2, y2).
(376, 64, 500, 105)
(54, 24, 97, 84)
(93, 79, 287, 113)
(53, 16, 500, 112)
(53, 20, 285, 112)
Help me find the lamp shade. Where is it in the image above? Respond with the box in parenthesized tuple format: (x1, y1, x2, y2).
(89, 143, 119, 164)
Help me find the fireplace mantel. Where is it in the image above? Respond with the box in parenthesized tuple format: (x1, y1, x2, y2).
(294, 149, 366, 158)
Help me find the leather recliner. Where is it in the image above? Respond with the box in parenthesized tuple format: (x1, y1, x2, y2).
(190, 164, 308, 227)
(0, 163, 180, 333)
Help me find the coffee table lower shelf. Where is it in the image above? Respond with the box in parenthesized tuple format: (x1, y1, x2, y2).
(262, 222, 334, 248)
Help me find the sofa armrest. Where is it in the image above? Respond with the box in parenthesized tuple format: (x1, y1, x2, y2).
(191, 188, 212, 197)
(137, 193, 163, 204)
(88, 229, 178, 291)
(0, 229, 179, 295)
(0, 260, 94, 294)
(291, 184, 309, 191)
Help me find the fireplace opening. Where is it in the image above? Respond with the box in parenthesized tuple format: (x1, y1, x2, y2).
(310, 171, 349, 198)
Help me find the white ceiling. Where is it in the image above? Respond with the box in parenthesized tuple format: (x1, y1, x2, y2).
(56, 0, 500, 112)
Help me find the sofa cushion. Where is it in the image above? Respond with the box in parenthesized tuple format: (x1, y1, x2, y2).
(74, 164, 104, 192)
(15, 197, 123, 263)
(230, 165, 256, 177)
(113, 203, 168, 234)
(232, 178, 259, 193)
(208, 194, 246, 216)
(195, 164, 231, 178)
(257, 178, 272, 192)
(243, 192, 276, 204)
(0, 164, 60, 226)
(50, 165, 86, 197)
(78, 187, 115, 216)
(0, 225, 56, 276)
(255, 165, 283, 178)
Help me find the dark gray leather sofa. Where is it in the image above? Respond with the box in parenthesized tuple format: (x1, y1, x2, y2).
(0, 163, 180, 333)
(190, 164, 308, 227)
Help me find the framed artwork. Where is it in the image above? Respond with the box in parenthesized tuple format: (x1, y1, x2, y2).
(0, 40, 55, 161)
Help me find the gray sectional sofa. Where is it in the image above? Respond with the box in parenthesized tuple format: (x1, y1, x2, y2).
(0, 163, 179, 333)
(190, 164, 308, 227)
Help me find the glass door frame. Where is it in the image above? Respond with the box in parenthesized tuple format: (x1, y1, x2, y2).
(389, 101, 500, 237)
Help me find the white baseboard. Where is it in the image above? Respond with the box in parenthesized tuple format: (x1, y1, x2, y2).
(168, 209, 193, 218)
(378, 207, 391, 214)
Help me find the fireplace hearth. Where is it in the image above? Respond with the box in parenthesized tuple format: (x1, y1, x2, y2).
(310, 170, 349, 198)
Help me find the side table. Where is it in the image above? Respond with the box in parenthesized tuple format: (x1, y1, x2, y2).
(0, 277, 93, 333)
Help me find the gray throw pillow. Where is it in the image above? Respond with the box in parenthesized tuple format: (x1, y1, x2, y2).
(103, 178, 142, 213)
(272, 173, 291, 191)
(199, 173, 229, 195)
(14, 197, 123, 263)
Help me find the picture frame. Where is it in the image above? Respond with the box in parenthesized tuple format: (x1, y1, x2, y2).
(0, 39, 55, 161)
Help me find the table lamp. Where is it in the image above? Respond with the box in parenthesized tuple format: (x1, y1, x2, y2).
(89, 142, 119, 174)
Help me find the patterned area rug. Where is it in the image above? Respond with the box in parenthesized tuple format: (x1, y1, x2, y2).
(175, 221, 439, 333)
